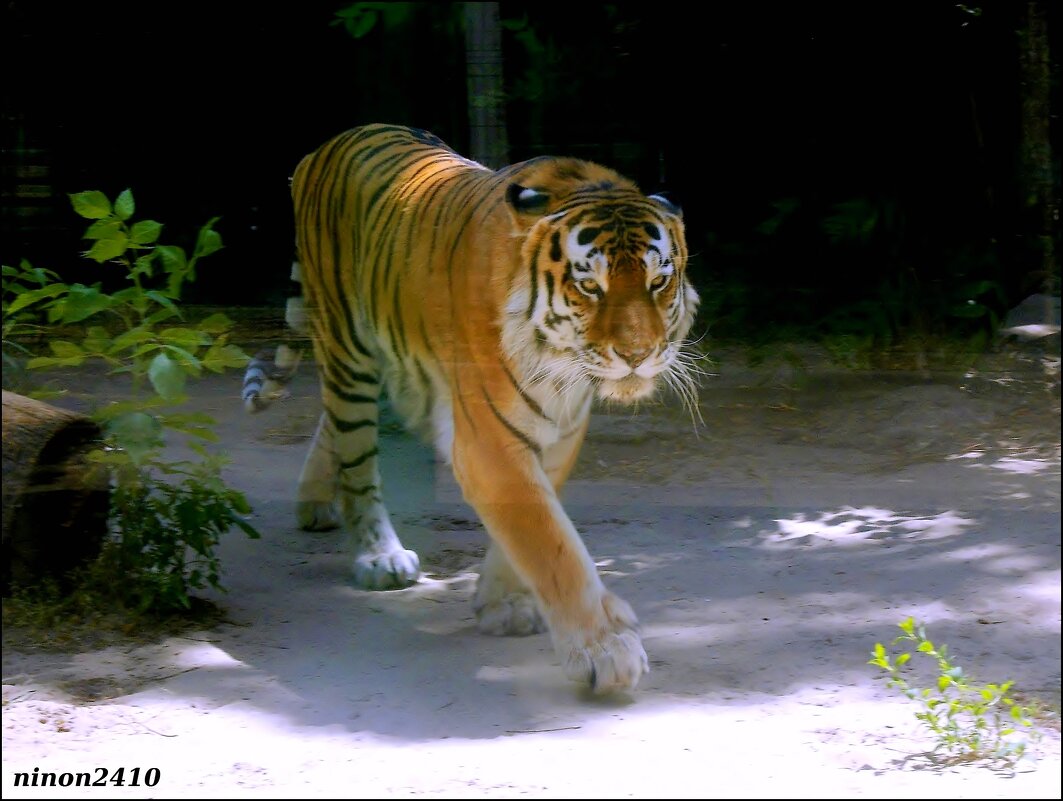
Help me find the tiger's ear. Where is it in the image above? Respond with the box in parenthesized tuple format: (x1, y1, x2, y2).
(648, 191, 682, 216)
(506, 183, 551, 228)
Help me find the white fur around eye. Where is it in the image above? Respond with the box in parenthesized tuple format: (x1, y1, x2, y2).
(566, 228, 597, 264)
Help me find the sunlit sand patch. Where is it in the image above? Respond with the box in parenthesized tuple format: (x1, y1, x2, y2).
(760, 506, 975, 547)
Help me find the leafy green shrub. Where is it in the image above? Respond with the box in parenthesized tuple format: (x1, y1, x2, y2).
(869, 616, 1040, 768)
(92, 446, 258, 613)
(2, 189, 259, 615)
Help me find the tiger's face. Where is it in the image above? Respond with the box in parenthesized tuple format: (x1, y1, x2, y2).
(505, 173, 700, 409)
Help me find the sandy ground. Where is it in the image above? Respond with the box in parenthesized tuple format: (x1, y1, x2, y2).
(2, 336, 1060, 799)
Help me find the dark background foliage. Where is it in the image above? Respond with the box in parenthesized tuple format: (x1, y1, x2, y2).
(2, 0, 1059, 346)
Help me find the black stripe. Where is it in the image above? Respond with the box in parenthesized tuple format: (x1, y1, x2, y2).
(331, 416, 376, 433)
(324, 377, 377, 405)
(340, 447, 379, 471)
(526, 230, 543, 319)
(414, 358, 435, 423)
(502, 361, 552, 423)
(330, 356, 377, 387)
(455, 376, 477, 434)
(483, 389, 541, 457)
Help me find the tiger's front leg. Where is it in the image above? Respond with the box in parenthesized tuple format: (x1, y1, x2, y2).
(472, 415, 589, 638)
(454, 435, 648, 694)
(297, 376, 420, 591)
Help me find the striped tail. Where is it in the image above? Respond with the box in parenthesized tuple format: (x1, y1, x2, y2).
(242, 261, 310, 413)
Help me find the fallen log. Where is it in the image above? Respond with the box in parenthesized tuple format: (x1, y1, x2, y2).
(2, 390, 110, 593)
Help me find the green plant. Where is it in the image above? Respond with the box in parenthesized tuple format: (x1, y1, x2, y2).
(1, 189, 259, 614)
(2, 261, 64, 391)
(91, 445, 258, 613)
(869, 616, 1039, 767)
(331, 1, 414, 38)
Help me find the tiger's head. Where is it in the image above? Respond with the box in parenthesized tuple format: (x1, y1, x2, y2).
(502, 159, 701, 410)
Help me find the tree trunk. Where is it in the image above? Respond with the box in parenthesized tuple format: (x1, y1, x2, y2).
(463, 1, 509, 168)
(1018, 0, 1059, 318)
(2, 390, 110, 593)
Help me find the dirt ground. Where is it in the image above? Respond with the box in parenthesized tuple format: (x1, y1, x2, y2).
(2, 331, 1060, 799)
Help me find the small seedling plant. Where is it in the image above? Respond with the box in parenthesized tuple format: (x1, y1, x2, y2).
(869, 616, 1039, 768)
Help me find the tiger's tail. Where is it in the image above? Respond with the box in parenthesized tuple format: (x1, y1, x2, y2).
(242, 260, 309, 413)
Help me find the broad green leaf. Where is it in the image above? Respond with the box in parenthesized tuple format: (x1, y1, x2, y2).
(197, 312, 233, 333)
(345, 8, 378, 37)
(83, 219, 123, 240)
(144, 291, 180, 315)
(232, 516, 261, 538)
(163, 410, 218, 428)
(143, 303, 181, 326)
(82, 325, 112, 354)
(159, 326, 210, 349)
(109, 286, 141, 305)
(85, 233, 129, 263)
(70, 190, 112, 219)
(156, 244, 187, 274)
(131, 342, 163, 359)
(160, 344, 202, 374)
(195, 229, 223, 259)
(27, 354, 85, 369)
(162, 418, 220, 441)
(148, 352, 186, 401)
(57, 284, 113, 323)
(26, 263, 61, 284)
(201, 343, 249, 371)
(91, 397, 167, 422)
(114, 189, 135, 220)
(130, 219, 162, 244)
(49, 340, 84, 358)
(3, 283, 68, 316)
(107, 411, 164, 463)
(110, 327, 156, 352)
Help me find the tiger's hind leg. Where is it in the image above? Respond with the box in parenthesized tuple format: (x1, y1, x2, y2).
(473, 541, 546, 636)
(295, 413, 342, 531)
(297, 360, 420, 590)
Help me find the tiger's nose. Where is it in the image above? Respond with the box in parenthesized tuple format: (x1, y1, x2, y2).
(614, 344, 653, 367)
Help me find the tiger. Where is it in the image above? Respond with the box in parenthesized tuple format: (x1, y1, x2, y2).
(243, 124, 701, 694)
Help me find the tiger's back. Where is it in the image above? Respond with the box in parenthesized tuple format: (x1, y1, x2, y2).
(248, 124, 700, 696)
(292, 124, 486, 444)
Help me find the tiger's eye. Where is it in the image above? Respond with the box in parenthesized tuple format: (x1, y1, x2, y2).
(578, 278, 601, 295)
(649, 274, 670, 291)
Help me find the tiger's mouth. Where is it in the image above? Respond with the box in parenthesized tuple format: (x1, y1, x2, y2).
(597, 373, 656, 403)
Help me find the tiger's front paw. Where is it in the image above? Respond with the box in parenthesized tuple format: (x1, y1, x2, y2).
(353, 549, 420, 590)
(555, 591, 649, 695)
